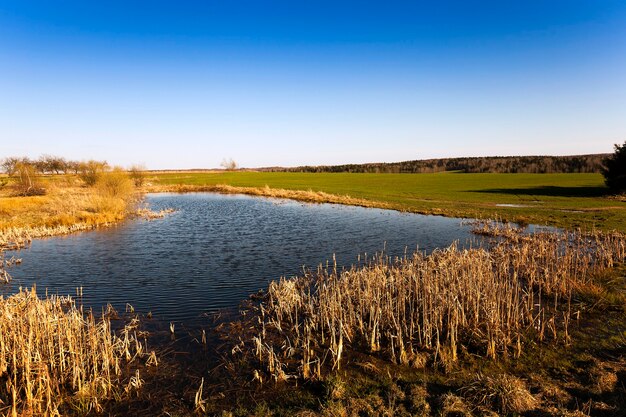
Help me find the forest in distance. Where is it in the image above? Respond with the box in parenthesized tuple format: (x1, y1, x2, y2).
(265, 154, 608, 174)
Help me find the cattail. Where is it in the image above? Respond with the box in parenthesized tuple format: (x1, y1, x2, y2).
(244, 223, 625, 380)
(0, 287, 150, 414)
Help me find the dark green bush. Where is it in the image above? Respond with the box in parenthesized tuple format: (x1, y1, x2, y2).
(602, 141, 626, 193)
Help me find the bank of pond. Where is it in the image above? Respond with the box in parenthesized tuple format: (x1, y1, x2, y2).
(1, 193, 625, 416)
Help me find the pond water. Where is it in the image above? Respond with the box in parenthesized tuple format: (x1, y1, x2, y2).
(3, 193, 477, 323)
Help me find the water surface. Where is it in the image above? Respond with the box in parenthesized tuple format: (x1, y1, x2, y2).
(3, 193, 475, 323)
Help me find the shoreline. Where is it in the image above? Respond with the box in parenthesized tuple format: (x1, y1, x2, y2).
(2, 186, 625, 415)
(0, 181, 593, 253)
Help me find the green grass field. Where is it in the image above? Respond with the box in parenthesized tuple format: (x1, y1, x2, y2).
(151, 171, 626, 231)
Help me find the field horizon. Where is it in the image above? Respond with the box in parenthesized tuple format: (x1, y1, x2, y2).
(2, 1, 625, 414)
(148, 171, 625, 232)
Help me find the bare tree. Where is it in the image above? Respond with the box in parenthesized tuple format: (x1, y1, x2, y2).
(13, 161, 45, 196)
(66, 160, 81, 175)
(36, 155, 68, 174)
(220, 158, 238, 171)
(1, 157, 24, 175)
(128, 164, 147, 187)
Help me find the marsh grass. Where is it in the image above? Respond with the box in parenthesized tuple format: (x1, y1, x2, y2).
(461, 373, 537, 414)
(0, 171, 140, 243)
(237, 224, 626, 384)
(0, 288, 151, 416)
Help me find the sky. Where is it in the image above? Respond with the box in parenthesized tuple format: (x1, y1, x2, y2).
(1, 1, 625, 169)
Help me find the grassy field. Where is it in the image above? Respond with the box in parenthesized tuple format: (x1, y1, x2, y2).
(1, 171, 625, 415)
(150, 171, 626, 231)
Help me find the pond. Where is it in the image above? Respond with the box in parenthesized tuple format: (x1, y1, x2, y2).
(3, 193, 477, 324)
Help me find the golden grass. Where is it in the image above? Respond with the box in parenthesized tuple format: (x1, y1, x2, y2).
(0, 288, 150, 416)
(461, 373, 537, 414)
(0, 173, 139, 246)
(239, 224, 626, 382)
(1, 184, 128, 232)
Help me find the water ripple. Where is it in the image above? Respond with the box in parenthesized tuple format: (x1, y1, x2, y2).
(3, 193, 475, 323)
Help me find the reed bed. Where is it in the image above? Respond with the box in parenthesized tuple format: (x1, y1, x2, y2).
(0, 224, 105, 248)
(241, 224, 626, 382)
(0, 288, 151, 416)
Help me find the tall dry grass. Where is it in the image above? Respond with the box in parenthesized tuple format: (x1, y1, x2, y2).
(241, 225, 626, 381)
(88, 168, 137, 216)
(0, 169, 140, 246)
(0, 288, 150, 416)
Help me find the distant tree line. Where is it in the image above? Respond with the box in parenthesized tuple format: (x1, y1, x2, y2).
(270, 154, 608, 174)
(0, 155, 146, 196)
(0, 155, 92, 176)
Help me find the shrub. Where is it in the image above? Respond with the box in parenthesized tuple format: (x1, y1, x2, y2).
(602, 141, 626, 192)
(128, 164, 146, 187)
(79, 160, 109, 186)
(90, 168, 136, 215)
(97, 168, 134, 199)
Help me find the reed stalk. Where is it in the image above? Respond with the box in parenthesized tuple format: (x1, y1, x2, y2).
(0, 288, 150, 415)
(242, 224, 626, 380)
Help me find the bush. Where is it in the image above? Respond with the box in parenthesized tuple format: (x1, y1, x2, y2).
(97, 168, 134, 199)
(602, 141, 626, 192)
(79, 160, 109, 186)
(128, 164, 146, 187)
(90, 168, 136, 215)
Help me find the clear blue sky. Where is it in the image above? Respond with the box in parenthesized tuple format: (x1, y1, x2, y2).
(1, 1, 625, 169)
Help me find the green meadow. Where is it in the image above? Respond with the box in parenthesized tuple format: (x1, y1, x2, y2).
(152, 171, 625, 231)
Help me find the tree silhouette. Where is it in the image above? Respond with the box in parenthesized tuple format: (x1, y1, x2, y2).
(602, 141, 626, 193)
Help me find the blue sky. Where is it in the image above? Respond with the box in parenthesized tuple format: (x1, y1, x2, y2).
(1, 1, 625, 169)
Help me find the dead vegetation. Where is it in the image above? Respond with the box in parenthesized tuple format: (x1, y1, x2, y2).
(0, 288, 153, 415)
(461, 373, 537, 414)
(134, 207, 176, 220)
(212, 223, 626, 415)
(238, 224, 625, 383)
(0, 170, 142, 241)
(2, 171, 624, 415)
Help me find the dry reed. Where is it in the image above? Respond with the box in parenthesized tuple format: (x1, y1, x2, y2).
(134, 207, 176, 220)
(461, 373, 537, 414)
(0, 288, 151, 415)
(238, 224, 626, 381)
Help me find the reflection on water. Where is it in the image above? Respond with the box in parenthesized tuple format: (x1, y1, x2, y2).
(3, 193, 475, 323)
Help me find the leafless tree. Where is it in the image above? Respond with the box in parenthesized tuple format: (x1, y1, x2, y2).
(128, 164, 147, 187)
(220, 158, 238, 171)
